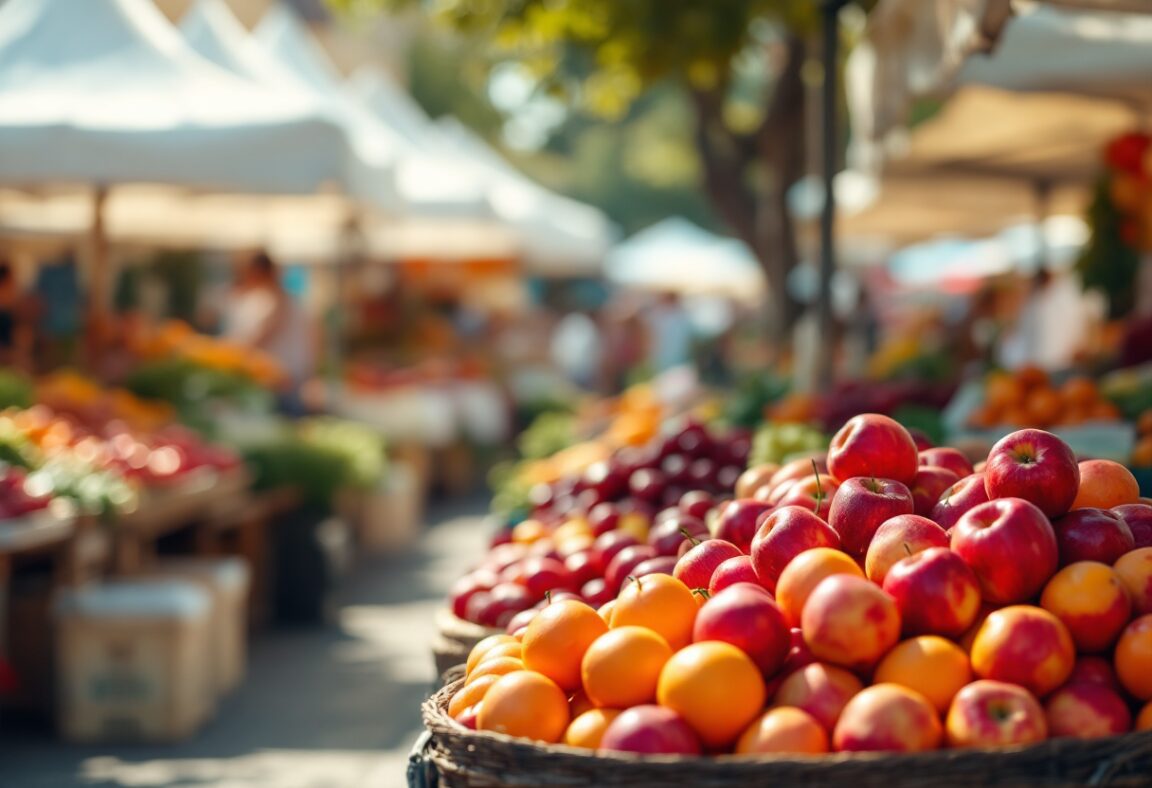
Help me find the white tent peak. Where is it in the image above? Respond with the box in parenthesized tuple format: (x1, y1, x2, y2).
(181, 0, 304, 90)
(349, 66, 437, 148)
(254, 1, 345, 93)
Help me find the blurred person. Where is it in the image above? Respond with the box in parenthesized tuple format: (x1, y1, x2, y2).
(1000, 268, 1097, 371)
(549, 308, 603, 391)
(0, 258, 31, 369)
(602, 302, 648, 392)
(33, 252, 82, 371)
(645, 292, 694, 373)
(225, 250, 314, 412)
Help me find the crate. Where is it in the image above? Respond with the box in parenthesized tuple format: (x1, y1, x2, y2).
(54, 579, 214, 743)
(146, 557, 251, 696)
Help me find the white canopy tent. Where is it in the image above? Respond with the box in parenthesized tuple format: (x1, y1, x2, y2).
(254, 3, 491, 220)
(0, 0, 365, 316)
(605, 217, 764, 302)
(436, 117, 616, 277)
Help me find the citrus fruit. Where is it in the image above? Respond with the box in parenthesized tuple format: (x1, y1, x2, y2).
(521, 599, 608, 691)
(581, 626, 672, 709)
(477, 671, 569, 742)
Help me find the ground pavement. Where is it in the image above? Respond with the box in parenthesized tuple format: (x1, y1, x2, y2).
(0, 496, 491, 788)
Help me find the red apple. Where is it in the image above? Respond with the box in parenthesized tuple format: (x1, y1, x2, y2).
(736, 464, 778, 499)
(564, 550, 604, 588)
(984, 429, 1080, 519)
(647, 514, 709, 556)
(449, 572, 496, 619)
(801, 575, 901, 672)
(517, 556, 575, 599)
(773, 662, 863, 732)
(587, 502, 622, 537)
(828, 477, 915, 558)
(931, 473, 990, 532)
(950, 498, 1059, 604)
(1040, 561, 1132, 653)
(774, 489, 833, 522)
(945, 680, 1047, 748)
(604, 545, 658, 592)
(673, 539, 743, 591)
(599, 705, 702, 755)
(632, 555, 677, 578)
(1045, 683, 1132, 739)
(882, 547, 982, 637)
(708, 555, 762, 595)
(475, 583, 535, 628)
(910, 466, 961, 517)
(750, 506, 841, 592)
(628, 468, 667, 505)
(919, 447, 974, 479)
(580, 577, 614, 607)
(1051, 508, 1135, 566)
(864, 514, 949, 585)
(692, 584, 790, 675)
(827, 414, 919, 486)
(678, 490, 716, 520)
(1113, 503, 1152, 549)
(714, 499, 774, 553)
(505, 606, 538, 635)
(770, 456, 829, 491)
(832, 684, 942, 753)
(1065, 656, 1122, 693)
(592, 530, 640, 569)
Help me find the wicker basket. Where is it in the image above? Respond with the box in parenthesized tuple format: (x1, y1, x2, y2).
(420, 679, 1152, 787)
(433, 607, 502, 677)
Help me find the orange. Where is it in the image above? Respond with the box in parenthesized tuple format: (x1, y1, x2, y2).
(985, 373, 1024, 411)
(1040, 561, 1132, 653)
(1014, 365, 1050, 392)
(597, 600, 616, 626)
(1137, 701, 1152, 732)
(1116, 615, 1152, 701)
(467, 641, 521, 678)
(1138, 410, 1152, 437)
(467, 656, 525, 684)
(874, 636, 972, 714)
(1090, 401, 1121, 421)
(449, 674, 500, 719)
(1133, 436, 1152, 468)
(735, 707, 829, 755)
(776, 548, 864, 628)
(1025, 388, 1063, 428)
(1060, 376, 1098, 408)
(612, 573, 697, 650)
(563, 708, 622, 749)
(581, 626, 673, 708)
(656, 641, 766, 748)
(521, 600, 608, 691)
(511, 519, 548, 544)
(1071, 460, 1141, 510)
(1114, 547, 1152, 615)
(465, 634, 516, 677)
(478, 671, 570, 742)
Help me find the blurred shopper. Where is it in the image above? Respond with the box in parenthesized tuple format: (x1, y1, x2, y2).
(1001, 269, 1099, 370)
(602, 302, 648, 392)
(33, 252, 82, 371)
(0, 258, 30, 369)
(225, 250, 314, 412)
(550, 308, 603, 391)
(645, 292, 694, 373)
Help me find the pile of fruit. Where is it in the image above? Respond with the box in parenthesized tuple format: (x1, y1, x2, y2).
(967, 368, 1121, 430)
(445, 414, 1152, 757)
(452, 419, 752, 626)
(128, 319, 283, 388)
(35, 370, 176, 433)
(0, 405, 242, 517)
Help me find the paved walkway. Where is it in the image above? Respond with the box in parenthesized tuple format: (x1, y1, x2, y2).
(0, 497, 490, 788)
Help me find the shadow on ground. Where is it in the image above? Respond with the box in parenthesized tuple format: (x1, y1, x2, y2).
(0, 495, 490, 788)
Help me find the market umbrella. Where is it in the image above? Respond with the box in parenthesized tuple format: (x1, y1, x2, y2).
(0, 0, 361, 317)
(606, 218, 764, 302)
(435, 117, 616, 277)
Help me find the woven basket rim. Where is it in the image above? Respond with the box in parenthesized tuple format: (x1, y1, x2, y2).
(424, 677, 1152, 769)
(435, 606, 503, 642)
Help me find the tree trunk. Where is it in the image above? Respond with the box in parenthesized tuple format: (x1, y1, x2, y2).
(689, 35, 808, 353)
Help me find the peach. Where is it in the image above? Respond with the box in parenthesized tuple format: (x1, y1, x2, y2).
(1040, 562, 1132, 653)
(773, 662, 864, 732)
(945, 680, 1047, 748)
(735, 707, 829, 755)
(832, 684, 942, 753)
(874, 636, 972, 714)
(775, 547, 864, 628)
(970, 606, 1075, 697)
(1045, 683, 1132, 739)
(1071, 460, 1141, 510)
(864, 514, 949, 586)
(1115, 614, 1152, 701)
(1115, 547, 1152, 615)
(801, 575, 901, 672)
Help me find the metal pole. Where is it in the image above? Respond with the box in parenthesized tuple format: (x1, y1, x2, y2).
(816, 0, 845, 394)
(89, 185, 110, 371)
(1033, 179, 1052, 272)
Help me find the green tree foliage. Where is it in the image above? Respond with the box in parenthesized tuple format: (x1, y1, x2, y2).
(339, 0, 869, 341)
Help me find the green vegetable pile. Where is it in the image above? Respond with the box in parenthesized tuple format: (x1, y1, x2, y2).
(749, 422, 827, 467)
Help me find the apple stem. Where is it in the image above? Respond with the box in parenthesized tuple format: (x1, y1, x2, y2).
(627, 575, 642, 592)
(544, 590, 552, 605)
(679, 528, 701, 546)
(810, 459, 824, 513)
(902, 542, 913, 557)
(691, 588, 711, 600)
